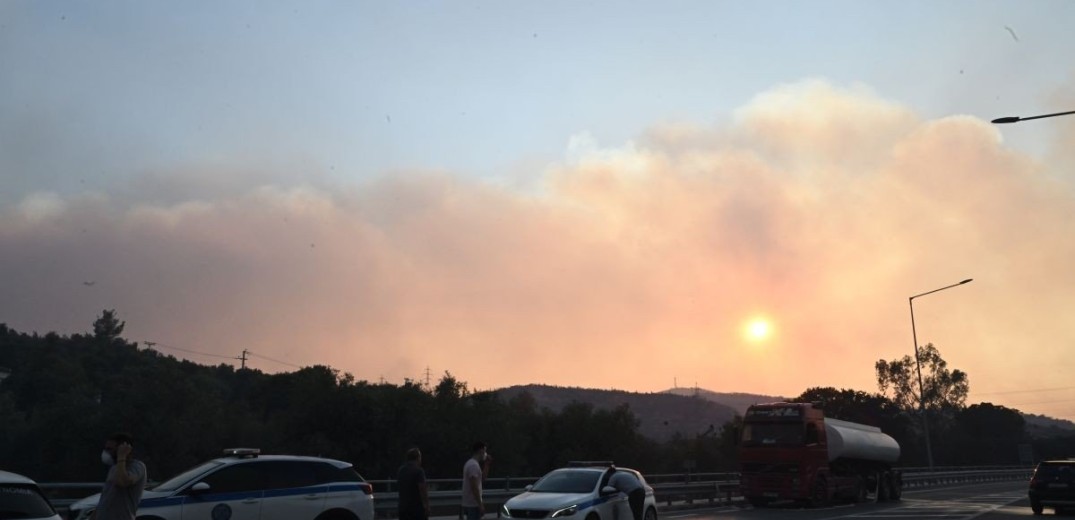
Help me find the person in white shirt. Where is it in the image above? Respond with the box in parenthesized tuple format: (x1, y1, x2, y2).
(461, 441, 491, 520)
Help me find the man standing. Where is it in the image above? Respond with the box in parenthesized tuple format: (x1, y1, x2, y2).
(96, 432, 147, 520)
(609, 470, 645, 520)
(397, 447, 431, 520)
(461, 441, 490, 520)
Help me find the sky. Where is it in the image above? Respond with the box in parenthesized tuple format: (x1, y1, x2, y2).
(3, 1, 1075, 420)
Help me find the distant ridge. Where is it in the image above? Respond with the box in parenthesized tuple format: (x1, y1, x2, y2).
(493, 385, 1075, 442)
(660, 388, 786, 415)
(495, 384, 741, 442)
(1023, 412, 1075, 438)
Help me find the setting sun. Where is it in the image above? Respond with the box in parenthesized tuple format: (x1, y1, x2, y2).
(744, 318, 773, 342)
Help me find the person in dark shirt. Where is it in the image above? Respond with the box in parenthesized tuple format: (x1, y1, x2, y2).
(397, 447, 431, 520)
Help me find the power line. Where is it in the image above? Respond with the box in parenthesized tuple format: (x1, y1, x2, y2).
(977, 386, 1075, 396)
(246, 351, 303, 369)
(147, 341, 237, 361)
(1011, 398, 1075, 406)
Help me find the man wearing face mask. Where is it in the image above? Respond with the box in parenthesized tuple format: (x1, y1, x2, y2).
(97, 432, 147, 520)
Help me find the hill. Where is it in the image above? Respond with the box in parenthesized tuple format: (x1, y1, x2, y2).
(661, 388, 786, 415)
(1024, 413, 1075, 438)
(495, 384, 740, 442)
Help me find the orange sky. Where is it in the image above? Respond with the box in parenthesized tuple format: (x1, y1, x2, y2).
(3, 80, 1075, 420)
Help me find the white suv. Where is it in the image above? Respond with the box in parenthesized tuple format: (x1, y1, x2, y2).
(68, 448, 375, 520)
(501, 463, 657, 520)
(0, 470, 62, 520)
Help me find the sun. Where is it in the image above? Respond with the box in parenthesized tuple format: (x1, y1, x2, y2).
(743, 317, 773, 343)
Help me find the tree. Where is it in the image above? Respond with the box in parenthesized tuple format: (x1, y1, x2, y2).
(947, 403, 1027, 465)
(92, 309, 126, 342)
(875, 343, 969, 415)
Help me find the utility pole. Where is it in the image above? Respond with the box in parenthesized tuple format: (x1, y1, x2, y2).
(143, 341, 156, 351)
(238, 349, 249, 370)
(425, 366, 432, 388)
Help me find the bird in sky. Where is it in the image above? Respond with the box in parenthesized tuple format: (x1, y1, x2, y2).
(1005, 25, 1019, 42)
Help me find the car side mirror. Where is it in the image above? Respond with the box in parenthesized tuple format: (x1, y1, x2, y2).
(601, 486, 618, 495)
(189, 482, 211, 494)
(524, 485, 533, 492)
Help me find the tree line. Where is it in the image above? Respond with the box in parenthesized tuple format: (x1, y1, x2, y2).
(1, 310, 1072, 485)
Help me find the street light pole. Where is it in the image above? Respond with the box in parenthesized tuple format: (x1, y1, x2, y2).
(992, 110, 1075, 124)
(909, 278, 973, 471)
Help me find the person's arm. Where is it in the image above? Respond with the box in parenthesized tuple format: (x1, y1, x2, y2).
(419, 480, 431, 516)
(468, 472, 484, 513)
(113, 443, 137, 487)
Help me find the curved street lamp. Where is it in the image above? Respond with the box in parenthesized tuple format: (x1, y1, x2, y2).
(909, 278, 973, 470)
(992, 110, 1075, 124)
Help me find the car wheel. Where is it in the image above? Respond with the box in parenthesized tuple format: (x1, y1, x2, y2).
(586, 512, 600, 520)
(316, 510, 359, 520)
(1031, 500, 1043, 515)
(644, 507, 657, 520)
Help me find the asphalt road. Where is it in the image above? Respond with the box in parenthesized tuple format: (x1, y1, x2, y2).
(660, 481, 1042, 520)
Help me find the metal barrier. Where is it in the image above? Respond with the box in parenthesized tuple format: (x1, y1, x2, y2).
(40, 467, 1034, 518)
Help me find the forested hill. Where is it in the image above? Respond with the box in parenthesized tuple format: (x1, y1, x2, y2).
(6, 311, 1075, 485)
(0, 314, 742, 484)
(496, 384, 739, 442)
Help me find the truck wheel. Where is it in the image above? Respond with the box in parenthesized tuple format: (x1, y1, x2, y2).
(809, 476, 828, 507)
(876, 473, 890, 501)
(852, 478, 867, 503)
(889, 474, 901, 501)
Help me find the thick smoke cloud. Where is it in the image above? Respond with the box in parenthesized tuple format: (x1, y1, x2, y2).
(2, 80, 1073, 417)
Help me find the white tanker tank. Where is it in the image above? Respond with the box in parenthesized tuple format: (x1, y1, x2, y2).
(824, 418, 900, 463)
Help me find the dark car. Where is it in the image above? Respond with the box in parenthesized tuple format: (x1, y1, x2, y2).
(1029, 460, 1075, 515)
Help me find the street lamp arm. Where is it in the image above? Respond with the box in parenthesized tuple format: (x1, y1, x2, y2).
(910, 278, 973, 301)
(992, 110, 1075, 124)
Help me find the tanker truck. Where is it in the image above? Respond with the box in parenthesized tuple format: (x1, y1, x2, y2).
(738, 402, 901, 507)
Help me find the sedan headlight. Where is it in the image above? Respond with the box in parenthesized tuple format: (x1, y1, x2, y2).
(551, 505, 579, 518)
(501, 505, 511, 517)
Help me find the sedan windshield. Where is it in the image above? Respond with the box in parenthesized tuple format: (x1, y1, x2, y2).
(531, 470, 601, 494)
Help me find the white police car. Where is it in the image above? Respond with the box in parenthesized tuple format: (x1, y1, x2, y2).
(68, 448, 374, 520)
(0, 470, 62, 520)
(501, 463, 657, 520)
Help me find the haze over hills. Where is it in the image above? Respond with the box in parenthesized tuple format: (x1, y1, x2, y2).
(495, 384, 778, 442)
(661, 387, 787, 415)
(495, 384, 1075, 441)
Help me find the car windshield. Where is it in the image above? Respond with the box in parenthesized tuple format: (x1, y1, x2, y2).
(0, 483, 56, 518)
(531, 470, 601, 494)
(741, 422, 803, 446)
(151, 461, 226, 492)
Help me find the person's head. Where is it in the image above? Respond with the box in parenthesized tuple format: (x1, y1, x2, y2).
(102, 432, 133, 465)
(406, 447, 422, 464)
(471, 441, 487, 461)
